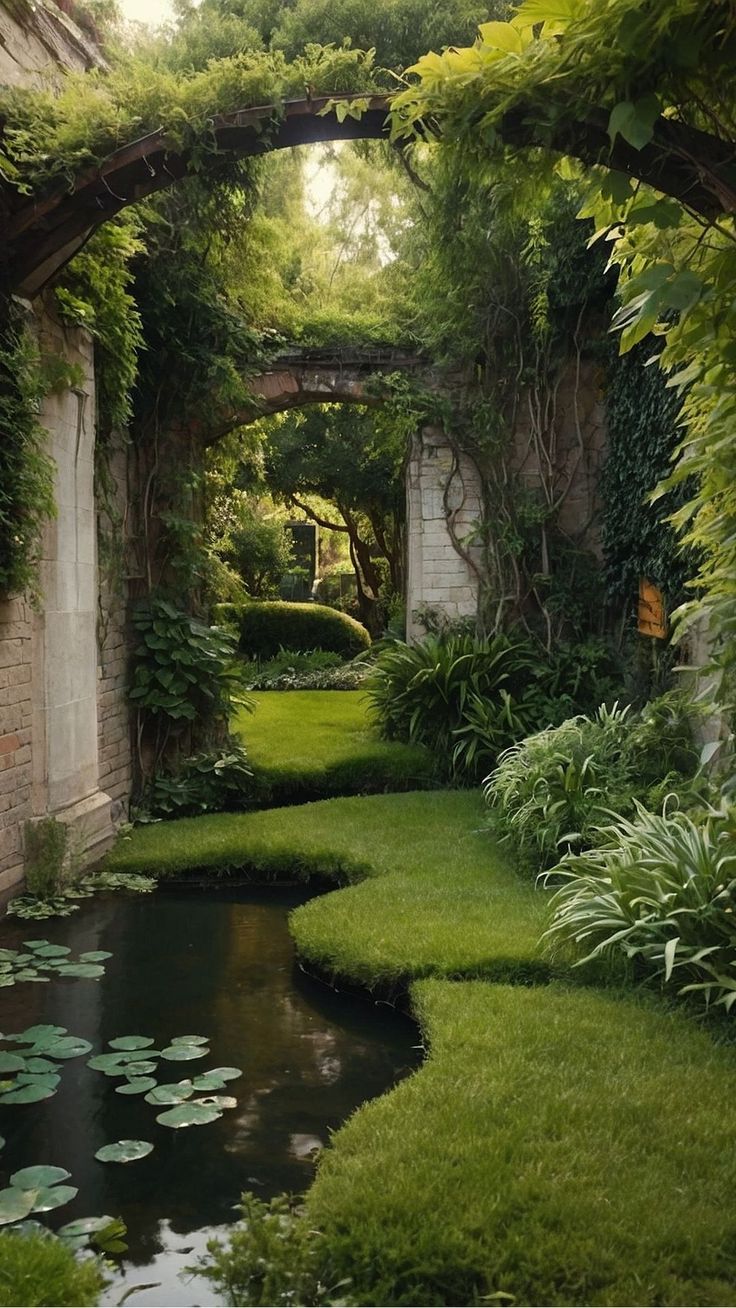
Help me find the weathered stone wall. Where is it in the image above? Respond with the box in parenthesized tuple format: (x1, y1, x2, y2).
(0, 1, 117, 892)
(405, 361, 606, 639)
(406, 427, 483, 641)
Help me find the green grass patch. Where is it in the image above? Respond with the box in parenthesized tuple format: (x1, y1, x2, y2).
(306, 979, 736, 1306)
(106, 792, 545, 986)
(235, 691, 436, 804)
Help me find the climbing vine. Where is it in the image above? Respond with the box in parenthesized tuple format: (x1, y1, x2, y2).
(0, 298, 56, 604)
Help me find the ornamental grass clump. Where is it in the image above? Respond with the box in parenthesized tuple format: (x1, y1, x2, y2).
(485, 692, 701, 868)
(364, 631, 536, 780)
(543, 804, 736, 1012)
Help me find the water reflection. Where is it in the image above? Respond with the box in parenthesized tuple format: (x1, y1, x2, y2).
(0, 886, 418, 1305)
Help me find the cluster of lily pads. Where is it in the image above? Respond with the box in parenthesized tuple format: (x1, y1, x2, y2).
(0, 1161, 127, 1254)
(0, 1025, 93, 1105)
(0, 941, 111, 989)
(89, 1035, 242, 1154)
(7, 872, 156, 921)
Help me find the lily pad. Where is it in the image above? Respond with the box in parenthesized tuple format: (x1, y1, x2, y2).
(15, 1073, 60, 1090)
(108, 1036, 155, 1051)
(171, 1035, 208, 1046)
(116, 1078, 157, 1095)
(31, 1184, 78, 1213)
(144, 1083, 193, 1105)
(59, 1216, 115, 1237)
(24, 1057, 57, 1073)
(0, 1081, 56, 1104)
(88, 1053, 129, 1073)
(194, 1095, 237, 1110)
(14, 1025, 67, 1043)
(79, 951, 113, 962)
(207, 1067, 242, 1082)
(156, 1102, 222, 1129)
(45, 1037, 92, 1060)
(31, 944, 71, 958)
(0, 949, 18, 961)
(0, 1054, 26, 1074)
(54, 964, 105, 979)
(0, 1187, 36, 1225)
(190, 1072, 228, 1092)
(161, 1045, 209, 1062)
(95, 1140, 153, 1164)
(123, 1060, 157, 1076)
(10, 1165, 70, 1189)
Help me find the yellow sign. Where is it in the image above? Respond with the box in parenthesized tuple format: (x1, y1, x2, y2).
(638, 579, 667, 639)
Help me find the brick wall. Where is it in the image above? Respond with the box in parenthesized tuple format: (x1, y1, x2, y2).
(0, 598, 33, 892)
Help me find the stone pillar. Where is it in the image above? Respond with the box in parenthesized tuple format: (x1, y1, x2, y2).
(406, 426, 483, 642)
(31, 313, 115, 864)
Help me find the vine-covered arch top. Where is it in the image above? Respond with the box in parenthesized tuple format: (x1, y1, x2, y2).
(3, 95, 390, 298)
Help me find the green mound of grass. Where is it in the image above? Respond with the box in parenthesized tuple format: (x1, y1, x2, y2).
(306, 979, 736, 1306)
(106, 791, 545, 986)
(0, 1233, 104, 1307)
(235, 691, 437, 804)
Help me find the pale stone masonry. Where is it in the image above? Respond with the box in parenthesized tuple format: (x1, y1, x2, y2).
(406, 427, 484, 641)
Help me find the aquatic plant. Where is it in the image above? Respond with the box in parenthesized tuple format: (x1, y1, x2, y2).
(0, 1025, 94, 1106)
(0, 941, 109, 988)
(6, 871, 156, 921)
(94, 1141, 153, 1164)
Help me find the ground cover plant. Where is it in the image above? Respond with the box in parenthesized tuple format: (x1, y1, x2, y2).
(233, 690, 436, 805)
(105, 790, 546, 988)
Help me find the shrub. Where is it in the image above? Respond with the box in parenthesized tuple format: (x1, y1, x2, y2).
(237, 601, 370, 659)
(193, 1192, 333, 1307)
(485, 693, 701, 868)
(243, 647, 369, 691)
(543, 804, 736, 1012)
(140, 744, 253, 819)
(364, 632, 538, 781)
(0, 1231, 105, 1307)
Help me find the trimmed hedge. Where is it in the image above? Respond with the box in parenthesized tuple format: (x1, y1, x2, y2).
(236, 601, 370, 659)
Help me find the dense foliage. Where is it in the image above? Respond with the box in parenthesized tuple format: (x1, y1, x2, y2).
(366, 629, 624, 781)
(485, 694, 700, 867)
(0, 302, 56, 602)
(391, 0, 736, 696)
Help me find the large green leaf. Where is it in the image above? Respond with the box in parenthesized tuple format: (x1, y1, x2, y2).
(44, 1037, 92, 1059)
(161, 1044, 209, 1062)
(31, 1184, 78, 1213)
(0, 1054, 26, 1074)
(144, 1082, 193, 1105)
(156, 1102, 222, 1129)
(95, 1140, 153, 1164)
(108, 1036, 155, 1051)
(10, 1165, 70, 1189)
(0, 1187, 36, 1225)
(0, 1081, 56, 1104)
(116, 1077, 157, 1095)
(207, 1066, 242, 1082)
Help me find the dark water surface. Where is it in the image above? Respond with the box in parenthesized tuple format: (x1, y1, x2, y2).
(0, 886, 419, 1306)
